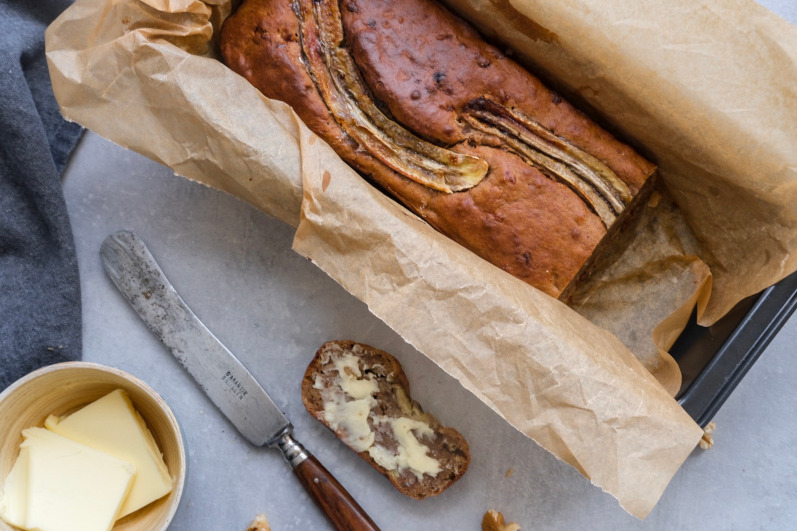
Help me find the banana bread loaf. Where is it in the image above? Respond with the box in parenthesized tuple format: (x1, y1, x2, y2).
(220, 0, 656, 299)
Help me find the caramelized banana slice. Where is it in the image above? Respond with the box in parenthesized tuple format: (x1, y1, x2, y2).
(294, 0, 488, 193)
(463, 97, 632, 227)
(293, 0, 627, 220)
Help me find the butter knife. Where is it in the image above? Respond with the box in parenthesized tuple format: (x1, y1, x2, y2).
(100, 230, 380, 531)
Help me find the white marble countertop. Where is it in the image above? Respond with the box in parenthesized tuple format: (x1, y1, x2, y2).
(61, 2, 796, 529)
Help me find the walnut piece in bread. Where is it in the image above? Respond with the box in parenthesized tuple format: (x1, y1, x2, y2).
(302, 340, 470, 499)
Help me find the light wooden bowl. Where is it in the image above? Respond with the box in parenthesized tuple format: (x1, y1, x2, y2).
(0, 362, 185, 531)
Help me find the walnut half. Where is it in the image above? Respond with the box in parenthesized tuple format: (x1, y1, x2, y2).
(482, 509, 521, 531)
(245, 514, 271, 531)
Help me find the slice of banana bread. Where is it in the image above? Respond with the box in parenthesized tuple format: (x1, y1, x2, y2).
(302, 340, 470, 499)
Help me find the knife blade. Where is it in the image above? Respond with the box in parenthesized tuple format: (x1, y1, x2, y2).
(100, 230, 380, 531)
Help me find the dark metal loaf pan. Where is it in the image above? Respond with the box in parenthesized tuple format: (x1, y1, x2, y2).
(674, 271, 797, 427)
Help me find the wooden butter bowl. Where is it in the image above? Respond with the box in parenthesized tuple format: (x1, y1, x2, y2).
(0, 362, 186, 531)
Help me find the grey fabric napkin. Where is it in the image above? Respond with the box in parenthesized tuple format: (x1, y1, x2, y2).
(1, 0, 84, 390)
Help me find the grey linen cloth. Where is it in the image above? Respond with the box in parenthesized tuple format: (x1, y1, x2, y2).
(1, 0, 84, 390)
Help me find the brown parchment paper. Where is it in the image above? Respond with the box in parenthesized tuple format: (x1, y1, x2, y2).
(292, 129, 704, 519)
(45, 0, 797, 519)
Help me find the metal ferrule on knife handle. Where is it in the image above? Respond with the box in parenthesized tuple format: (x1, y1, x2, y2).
(276, 432, 310, 469)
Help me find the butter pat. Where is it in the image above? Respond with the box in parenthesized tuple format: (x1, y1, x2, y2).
(315, 354, 379, 452)
(0, 446, 29, 528)
(18, 428, 134, 531)
(322, 397, 375, 452)
(316, 352, 379, 452)
(45, 389, 172, 518)
(368, 418, 441, 481)
(333, 353, 379, 400)
(316, 349, 441, 480)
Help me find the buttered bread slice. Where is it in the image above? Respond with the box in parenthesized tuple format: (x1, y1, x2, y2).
(302, 340, 469, 499)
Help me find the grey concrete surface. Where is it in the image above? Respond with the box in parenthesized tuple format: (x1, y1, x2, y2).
(60, 2, 796, 529)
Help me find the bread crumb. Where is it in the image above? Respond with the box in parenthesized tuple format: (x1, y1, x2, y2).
(699, 421, 716, 450)
(505, 468, 514, 478)
(245, 514, 271, 531)
(482, 509, 521, 531)
(647, 190, 662, 208)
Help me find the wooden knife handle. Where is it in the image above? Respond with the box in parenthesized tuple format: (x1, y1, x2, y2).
(293, 454, 381, 531)
(277, 433, 380, 531)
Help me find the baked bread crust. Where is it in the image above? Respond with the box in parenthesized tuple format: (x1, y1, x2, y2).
(302, 340, 470, 499)
(220, 0, 656, 298)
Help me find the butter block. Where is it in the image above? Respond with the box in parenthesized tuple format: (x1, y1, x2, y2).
(45, 389, 173, 518)
(0, 446, 29, 529)
(21, 427, 135, 531)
